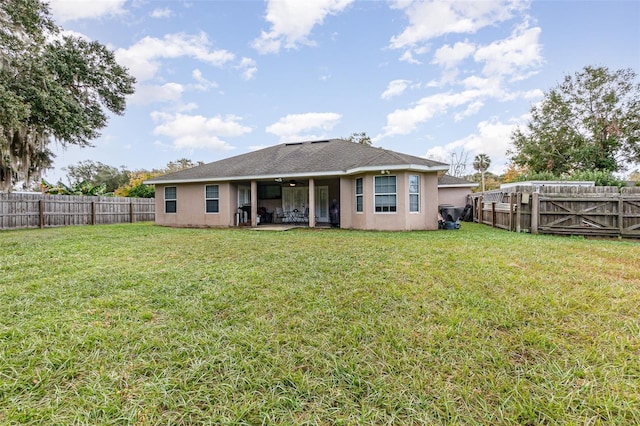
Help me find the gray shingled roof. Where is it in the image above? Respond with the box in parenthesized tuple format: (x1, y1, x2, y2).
(438, 174, 478, 187)
(146, 139, 449, 184)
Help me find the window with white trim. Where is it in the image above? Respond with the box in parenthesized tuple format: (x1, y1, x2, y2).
(409, 175, 420, 212)
(165, 186, 177, 213)
(374, 175, 396, 212)
(205, 185, 219, 213)
(355, 178, 363, 212)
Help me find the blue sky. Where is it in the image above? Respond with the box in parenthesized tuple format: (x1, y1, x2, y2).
(45, 0, 640, 183)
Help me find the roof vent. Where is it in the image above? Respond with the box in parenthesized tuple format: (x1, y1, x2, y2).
(285, 142, 304, 146)
(311, 140, 330, 144)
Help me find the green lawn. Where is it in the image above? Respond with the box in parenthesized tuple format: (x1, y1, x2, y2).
(1, 222, 638, 425)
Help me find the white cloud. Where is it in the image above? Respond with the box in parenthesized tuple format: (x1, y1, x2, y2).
(59, 29, 91, 41)
(474, 22, 543, 80)
(427, 69, 461, 87)
(501, 88, 544, 102)
(378, 90, 483, 138)
(266, 112, 342, 142)
(191, 69, 218, 91)
(399, 50, 421, 64)
(115, 33, 235, 81)
(432, 41, 476, 69)
(129, 83, 184, 105)
(390, 0, 525, 49)
(151, 7, 173, 18)
(453, 100, 485, 121)
(379, 13, 543, 141)
(389, 0, 529, 65)
(252, 0, 354, 54)
(423, 145, 451, 163)
(426, 116, 527, 174)
(426, 20, 542, 92)
(151, 112, 251, 150)
(381, 80, 412, 100)
(252, 32, 282, 55)
(48, 0, 127, 22)
(237, 58, 258, 80)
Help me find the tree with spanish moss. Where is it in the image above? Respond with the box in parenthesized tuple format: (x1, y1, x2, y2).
(0, 0, 135, 192)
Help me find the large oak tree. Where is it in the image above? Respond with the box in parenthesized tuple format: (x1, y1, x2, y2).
(0, 0, 135, 191)
(509, 66, 640, 176)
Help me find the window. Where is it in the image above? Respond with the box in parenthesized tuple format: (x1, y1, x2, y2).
(409, 175, 420, 212)
(355, 178, 363, 212)
(374, 175, 396, 212)
(165, 186, 177, 213)
(205, 185, 219, 213)
(238, 185, 250, 207)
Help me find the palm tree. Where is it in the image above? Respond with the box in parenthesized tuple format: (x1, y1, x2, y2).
(473, 153, 491, 192)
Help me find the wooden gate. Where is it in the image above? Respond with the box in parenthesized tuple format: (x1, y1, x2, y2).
(536, 194, 640, 237)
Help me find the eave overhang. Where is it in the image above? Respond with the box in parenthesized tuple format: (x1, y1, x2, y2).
(144, 164, 450, 185)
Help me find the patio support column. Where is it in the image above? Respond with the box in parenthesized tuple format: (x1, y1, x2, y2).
(251, 180, 258, 227)
(308, 178, 316, 227)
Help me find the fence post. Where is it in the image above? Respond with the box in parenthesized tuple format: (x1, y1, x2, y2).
(39, 199, 45, 229)
(516, 192, 522, 233)
(91, 201, 97, 225)
(476, 195, 483, 223)
(491, 202, 496, 228)
(130, 200, 135, 223)
(509, 193, 514, 232)
(531, 192, 539, 234)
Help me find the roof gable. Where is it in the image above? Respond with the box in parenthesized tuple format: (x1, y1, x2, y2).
(146, 138, 448, 184)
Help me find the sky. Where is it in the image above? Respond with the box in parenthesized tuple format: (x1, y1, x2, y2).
(43, 0, 640, 183)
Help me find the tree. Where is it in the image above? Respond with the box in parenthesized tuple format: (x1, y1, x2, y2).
(347, 132, 372, 146)
(473, 153, 491, 192)
(114, 159, 203, 197)
(64, 160, 130, 193)
(0, 0, 135, 192)
(164, 158, 205, 174)
(40, 180, 106, 195)
(503, 163, 527, 183)
(509, 66, 640, 176)
(448, 148, 469, 177)
(115, 170, 158, 198)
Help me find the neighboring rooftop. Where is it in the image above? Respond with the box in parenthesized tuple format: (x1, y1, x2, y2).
(146, 138, 449, 184)
(438, 174, 478, 187)
(500, 181, 595, 189)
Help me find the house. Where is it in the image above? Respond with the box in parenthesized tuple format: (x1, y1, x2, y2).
(145, 138, 450, 231)
(437, 174, 478, 207)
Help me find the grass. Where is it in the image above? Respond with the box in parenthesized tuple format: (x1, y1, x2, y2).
(0, 222, 639, 425)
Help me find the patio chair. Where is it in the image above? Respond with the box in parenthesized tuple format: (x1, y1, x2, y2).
(275, 207, 285, 223)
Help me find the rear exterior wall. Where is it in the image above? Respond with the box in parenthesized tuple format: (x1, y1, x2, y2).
(340, 171, 439, 231)
(154, 171, 441, 231)
(154, 182, 235, 227)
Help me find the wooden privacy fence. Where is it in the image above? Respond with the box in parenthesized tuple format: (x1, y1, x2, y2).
(470, 185, 640, 238)
(0, 193, 155, 230)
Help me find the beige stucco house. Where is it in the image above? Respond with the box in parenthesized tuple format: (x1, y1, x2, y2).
(145, 138, 452, 231)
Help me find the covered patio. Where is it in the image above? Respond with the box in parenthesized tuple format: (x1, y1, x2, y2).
(235, 177, 340, 228)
